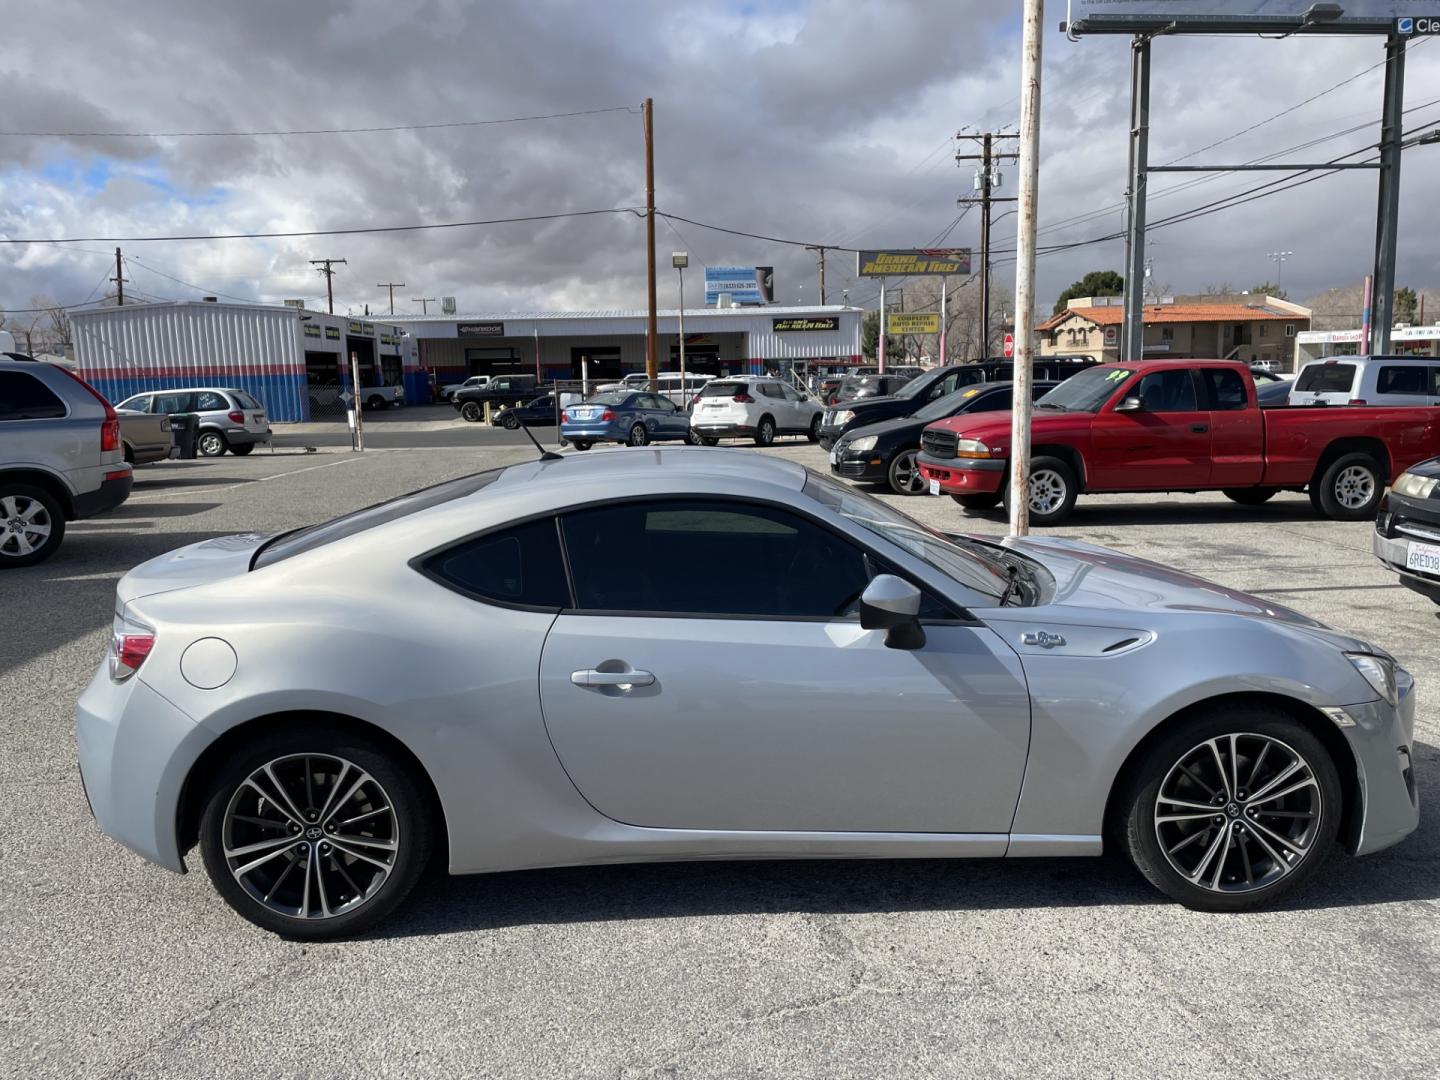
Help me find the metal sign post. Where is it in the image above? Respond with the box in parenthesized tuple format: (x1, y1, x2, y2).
(878, 281, 887, 374)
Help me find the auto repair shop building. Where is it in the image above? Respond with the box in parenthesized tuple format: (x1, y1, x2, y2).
(69, 300, 422, 422)
(389, 305, 863, 386)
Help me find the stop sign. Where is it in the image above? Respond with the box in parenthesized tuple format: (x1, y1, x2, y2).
(1003, 333, 1014, 358)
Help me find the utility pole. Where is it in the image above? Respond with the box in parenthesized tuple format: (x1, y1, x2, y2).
(643, 97, 659, 383)
(804, 245, 832, 304)
(310, 258, 347, 314)
(957, 132, 1019, 358)
(411, 297, 437, 314)
(111, 247, 127, 305)
(1371, 33, 1407, 354)
(376, 282, 406, 316)
(1009, 0, 1044, 538)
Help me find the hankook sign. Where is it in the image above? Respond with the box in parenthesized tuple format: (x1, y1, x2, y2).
(1067, 1, 1440, 33)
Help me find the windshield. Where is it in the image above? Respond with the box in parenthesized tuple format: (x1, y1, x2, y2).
(1036, 367, 1134, 412)
(804, 470, 1012, 603)
(892, 371, 936, 400)
(915, 385, 994, 422)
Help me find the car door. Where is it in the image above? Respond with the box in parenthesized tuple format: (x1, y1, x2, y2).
(1198, 366, 1264, 487)
(780, 382, 815, 430)
(1087, 368, 1212, 490)
(537, 497, 1031, 834)
(152, 391, 194, 417)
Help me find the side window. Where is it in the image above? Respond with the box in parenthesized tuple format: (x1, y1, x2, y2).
(422, 518, 571, 610)
(1133, 370, 1199, 412)
(561, 500, 871, 618)
(492, 378, 510, 391)
(1377, 366, 1426, 395)
(0, 371, 68, 421)
(1202, 368, 1248, 411)
(758, 382, 784, 399)
(195, 391, 227, 411)
(117, 394, 150, 412)
(930, 373, 959, 399)
(153, 392, 193, 413)
(1431, 368, 1440, 396)
(781, 383, 803, 401)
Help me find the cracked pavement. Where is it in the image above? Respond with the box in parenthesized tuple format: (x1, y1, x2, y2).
(2, 444, 1437, 1078)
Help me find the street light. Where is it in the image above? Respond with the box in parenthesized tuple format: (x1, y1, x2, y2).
(672, 252, 689, 397)
(1267, 251, 1294, 295)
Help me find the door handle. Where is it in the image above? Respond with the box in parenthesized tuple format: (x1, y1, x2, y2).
(1190, 424, 1209, 433)
(571, 668, 656, 688)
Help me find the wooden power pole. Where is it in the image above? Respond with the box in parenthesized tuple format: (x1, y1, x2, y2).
(310, 258, 347, 314)
(644, 97, 658, 383)
(376, 282, 406, 316)
(957, 133, 1019, 357)
(111, 247, 126, 305)
(805, 245, 831, 304)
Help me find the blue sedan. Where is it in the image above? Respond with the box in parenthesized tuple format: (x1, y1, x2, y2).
(561, 391, 691, 450)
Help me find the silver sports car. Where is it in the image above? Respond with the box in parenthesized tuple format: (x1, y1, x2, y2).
(77, 449, 1419, 937)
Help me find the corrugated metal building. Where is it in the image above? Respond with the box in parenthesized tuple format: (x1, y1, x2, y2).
(70, 301, 421, 422)
(390, 305, 863, 385)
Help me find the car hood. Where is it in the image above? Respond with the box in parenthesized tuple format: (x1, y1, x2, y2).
(1401, 455, 1440, 480)
(925, 408, 1080, 446)
(843, 414, 927, 442)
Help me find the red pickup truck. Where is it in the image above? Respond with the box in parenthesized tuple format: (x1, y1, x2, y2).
(916, 359, 1440, 525)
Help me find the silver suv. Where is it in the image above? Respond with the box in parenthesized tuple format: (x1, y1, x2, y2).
(116, 387, 272, 457)
(0, 356, 133, 567)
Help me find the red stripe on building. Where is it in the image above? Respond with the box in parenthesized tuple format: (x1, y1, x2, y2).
(80, 363, 301, 380)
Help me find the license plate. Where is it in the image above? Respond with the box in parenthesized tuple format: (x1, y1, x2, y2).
(1405, 540, 1440, 575)
(576, 408, 597, 420)
(829, 449, 839, 466)
(928, 479, 941, 496)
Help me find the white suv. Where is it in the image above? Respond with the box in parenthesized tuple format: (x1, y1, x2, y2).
(689, 376, 822, 446)
(1289, 355, 1440, 407)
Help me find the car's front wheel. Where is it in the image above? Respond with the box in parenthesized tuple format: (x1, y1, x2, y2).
(199, 728, 434, 939)
(1119, 706, 1340, 912)
(1001, 455, 1077, 526)
(887, 449, 927, 495)
(197, 430, 228, 457)
(807, 415, 821, 443)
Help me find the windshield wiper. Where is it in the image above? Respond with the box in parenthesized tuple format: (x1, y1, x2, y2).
(998, 564, 1022, 606)
(1036, 402, 1068, 411)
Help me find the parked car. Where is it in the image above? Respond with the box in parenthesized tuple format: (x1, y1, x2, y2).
(115, 387, 271, 458)
(832, 373, 913, 405)
(648, 371, 713, 407)
(689, 375, 823, 446)
(441, 375, 491, 402)
(818, 375, 847, 405)
(832, 381, 1058, 495)
(1289, 355, 1440, 407)
(1250, 366, 1284, 384)
(117, 409, 173, 465)
(560, 391, 691, 449)
(454, 374, 544, 421)
(1257, 378, 1294, 407)
(1, 356, 132, 566)
(818, 364, 991, 449)
(493, 394, 559, 429)
(1374, 456, 1440, 604)
(918, 359, 1440, 525)
(77, 448, 1419, 937)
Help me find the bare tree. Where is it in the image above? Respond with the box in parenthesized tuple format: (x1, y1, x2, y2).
(1202, 282, 1235, 296)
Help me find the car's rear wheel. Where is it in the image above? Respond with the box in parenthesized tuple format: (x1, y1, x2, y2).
(1119, 706, 1339, 912)
(1314, 452, 1384, 521)
(952, 492, 1002, 511)
(197, 430, 228, 457)
(199, 728, 434, 939)
(229, 444, 255, 456)
(807, 415, 822, 443)
(1223, 488, 1277, 506)
(887, 449, 927, 495)
(459, 402, 483, 423)
(754, 416, 776, 447)
(1001, 455, 1077, 526)
(0, 485, 65, 568)
(627, 422, 649, 447)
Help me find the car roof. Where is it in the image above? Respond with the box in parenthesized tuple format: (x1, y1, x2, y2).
(492, 446, 808, 495)
(124, 386, 243, 395)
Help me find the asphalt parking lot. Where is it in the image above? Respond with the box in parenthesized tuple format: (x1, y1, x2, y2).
(4, 441, 1438, 1079)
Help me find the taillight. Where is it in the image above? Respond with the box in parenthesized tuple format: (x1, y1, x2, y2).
(111, 632, 155, 681)
(101, 413, 120, 452)
(600, 409, 616, 421)
(1349, 399, 1367, 405)
(690, 394, 701, 407)
(733, 392, 755, 403)
(227, 410, 245, 424)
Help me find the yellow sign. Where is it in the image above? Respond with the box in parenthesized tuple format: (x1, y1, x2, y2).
(887, 312, 941, 335)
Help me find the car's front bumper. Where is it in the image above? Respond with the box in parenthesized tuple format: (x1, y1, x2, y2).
(916, 452, 1005, 495)
(829, 447, 887, 482)
(1373, 530, 1440, 601)
(75, 663, 211, 873)
(1341, 668, 1420, 856)
(817, 425, 849, 450)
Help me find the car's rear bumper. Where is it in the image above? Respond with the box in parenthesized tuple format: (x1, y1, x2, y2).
(690, 424, 755, 438)
(560, 424, 624, 443)
(71, 470, 133, 519)
(221, 427, 272, 447)
(916, 452, 1005, 494)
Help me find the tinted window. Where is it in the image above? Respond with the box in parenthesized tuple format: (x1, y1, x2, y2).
(232, 391, 262, 409)
(1202, 368, 1248, 411)
(757, 383, 785, 399)
(117, 394, 150, 412)
(424, 517, 570, 609)
(195, 391, 228, 411)
(1295, 363, 1356, 394)
(1134, 370, 1198, 412)
(153, 392, 193, 413)
(0, 371, 68, 420)
(699, 382, 742, 398)
(562, 500, 870, 618)
(1377, 366, 1428, 395)
(586, 392, 629, 407)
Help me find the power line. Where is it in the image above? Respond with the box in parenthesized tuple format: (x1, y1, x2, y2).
(0, 105, 638, 139)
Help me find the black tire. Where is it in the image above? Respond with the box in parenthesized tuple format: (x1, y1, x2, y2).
(197, 429, 228, 457)
(1223, 488, 1277, 506)
(229, 444, 255, 456)
(459, 401, 483, 423)
(627, 422, 649, 447)
(0, 483, 66, 568)
(1314, 452, 1384, 521)
(570, 440, 592, 451)
(754, 416, 776, 447)
(807, 415, 822, 443)
(1118, 704, 1340, 912)
(366, 395, 388, 411)
(501, 412, 521, 430)
(308, 397, 321, 413)
(700, 435, 719, 446)
(887, 449, 928, 496)
(199, 726, 435, 939)
(952, 492, 1002, 511)
(123, 445, 135, 465)
(1001, 455, 1078, 526)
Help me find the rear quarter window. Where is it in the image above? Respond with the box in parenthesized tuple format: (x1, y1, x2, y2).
(1295, 363, 1356, 394)
(1375, 366, 1429, 395)
(0, 371, 68, 420)
(420, 517, 571, 610)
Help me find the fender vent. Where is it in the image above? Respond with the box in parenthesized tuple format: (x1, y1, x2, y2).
(1102, 637, 1141, 653)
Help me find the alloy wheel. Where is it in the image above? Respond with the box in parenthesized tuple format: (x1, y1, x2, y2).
(1028, 468, 1068, 515)
(628, 423, 648, 447)
(0, 495, 52, 559)
(1154, 733, 1322, 894)
(220, 753, 399, 921)
(890, 450, 926, 495)
(1333, 465, 1375, 510)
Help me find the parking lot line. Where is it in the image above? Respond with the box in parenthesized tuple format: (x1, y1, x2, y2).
(126, 454, 371, 502)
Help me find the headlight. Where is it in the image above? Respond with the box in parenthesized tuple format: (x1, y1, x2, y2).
(955, 438, 991, 459)
(1346, 652, 1397, 706)
(1392, 471, 1439, 499)
(833, 410, 855, 426)
(848, 435, 878, 453)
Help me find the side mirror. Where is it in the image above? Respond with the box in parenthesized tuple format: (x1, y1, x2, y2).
(859, 574, 926, 651)
(1114, 395, 1144, 413)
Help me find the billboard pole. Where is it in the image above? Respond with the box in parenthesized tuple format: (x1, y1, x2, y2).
(1122, 34, 1151, 363)
(878, 281, 887, 375)
(1009, 0, 1045, 538)
(644, 98, 659, 384)
(1371, 32, 1407, 355)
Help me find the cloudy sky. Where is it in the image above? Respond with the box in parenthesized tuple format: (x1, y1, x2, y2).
(1, 0, 1437, 320)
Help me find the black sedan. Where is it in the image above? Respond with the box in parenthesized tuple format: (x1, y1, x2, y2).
(493, 394, 560, 429)
(830, 380, 1057, 495)
(1374, 455, 1440, 604)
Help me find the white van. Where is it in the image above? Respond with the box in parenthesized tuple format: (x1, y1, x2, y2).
(1289, 355, 1440, 407)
